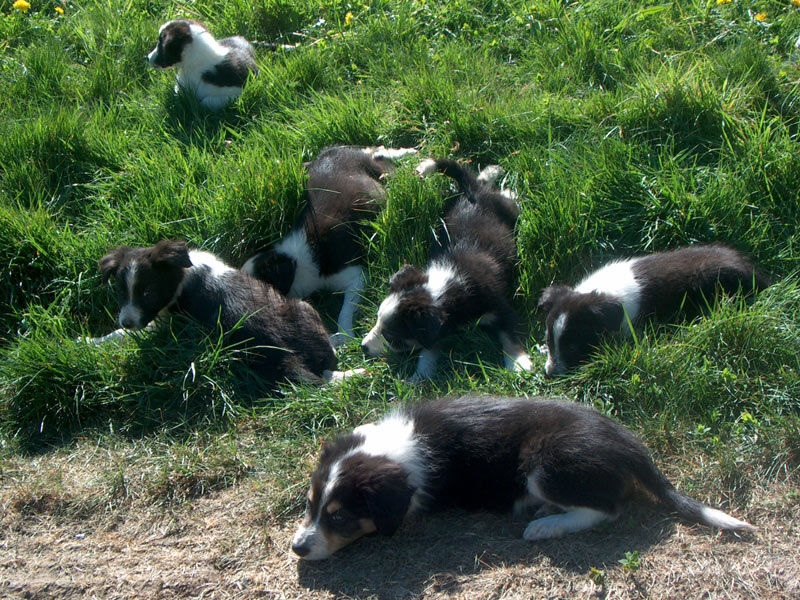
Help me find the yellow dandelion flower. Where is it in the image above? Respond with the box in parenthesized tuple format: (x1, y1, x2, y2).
(13, 0, 31, 12)
(716, 0, 731, 4)
(55, 5, 64, 14)
(345, 11, 354, 25)
(754, 11, 767, 20)
(792, 0, 800, 7)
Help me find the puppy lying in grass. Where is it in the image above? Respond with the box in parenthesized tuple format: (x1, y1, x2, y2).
(82, 240, 362, 385)
(537, 244, 772, 376)
(292, 394, 754, 560)
(147, 19, 258, 110)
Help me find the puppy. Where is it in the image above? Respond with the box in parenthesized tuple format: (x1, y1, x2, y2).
(242, 145, 417, 347)
(537, 244, 772, 376)
(86, 240, 360, 385)
(147, 19, 258, 110)
(291, 394, 754, 560)
(361, 158, 531, 380)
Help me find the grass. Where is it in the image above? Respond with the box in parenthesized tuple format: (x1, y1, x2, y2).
(0, 0, 799, 597)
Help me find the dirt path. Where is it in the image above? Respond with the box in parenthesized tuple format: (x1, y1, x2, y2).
(3, 477, 799, 600)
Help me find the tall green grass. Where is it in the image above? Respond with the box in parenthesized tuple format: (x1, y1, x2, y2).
(0, 0, 798, 515)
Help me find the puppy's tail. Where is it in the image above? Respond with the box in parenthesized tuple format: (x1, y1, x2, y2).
(637, 461, 755, 532)
(416, 158, 479, 196)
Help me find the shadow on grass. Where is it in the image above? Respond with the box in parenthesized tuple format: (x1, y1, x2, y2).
(1, 318, 285, 454)
(295, 506, 689, 598)
(160, 87, 254, 147)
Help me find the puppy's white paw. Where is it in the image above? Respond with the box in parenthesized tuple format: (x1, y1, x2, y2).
(323, 368, 367, 383)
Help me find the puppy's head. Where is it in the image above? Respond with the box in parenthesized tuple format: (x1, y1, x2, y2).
(147, 19, 206, 69)
(292, 437, 413, 560)
(99, 240, 193, 330)
(537, 286, 623, 376)
(361, 266, 444, 356)
(240, 250, 296, 296)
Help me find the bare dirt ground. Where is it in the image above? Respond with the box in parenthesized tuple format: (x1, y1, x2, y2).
(2, 475, 799, 600)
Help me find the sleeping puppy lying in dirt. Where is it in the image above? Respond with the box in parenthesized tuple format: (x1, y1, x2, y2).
(292, 394, 753, 560)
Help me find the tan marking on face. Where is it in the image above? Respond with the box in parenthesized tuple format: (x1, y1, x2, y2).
(319, 518, 378, 555)
(358, 518, 377, 535)
(326, 500, 342, 514)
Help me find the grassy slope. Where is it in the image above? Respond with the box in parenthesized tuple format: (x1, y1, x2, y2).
(0, 0, 799, 595)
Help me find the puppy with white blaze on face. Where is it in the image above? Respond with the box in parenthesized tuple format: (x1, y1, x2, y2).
(291, 395, 754, 560)
(537, 244, 772, 376)
(83, 240, 363, 385)
(147, 19, 258, 110)
(361, 158, 531, 380)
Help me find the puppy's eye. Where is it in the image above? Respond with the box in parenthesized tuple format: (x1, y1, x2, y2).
(329, 510, 345, 523)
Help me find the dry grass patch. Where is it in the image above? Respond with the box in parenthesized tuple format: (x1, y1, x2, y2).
(1, 473, 797, 600)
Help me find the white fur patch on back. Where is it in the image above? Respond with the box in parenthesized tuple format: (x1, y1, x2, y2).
(425, 261, 459, 301)
(188, 250, 235, 279)
(575, 259, 642, 325)
(354, 413, 427, 493)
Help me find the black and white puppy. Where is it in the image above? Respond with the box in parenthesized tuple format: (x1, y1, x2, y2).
(242, 145, 418, 347)
(291, 394, 754, 560)
(361, 158, 531, 380)
(537, 244, 772, 376)
(86, 240, 360, 385)
(147, 19, 258, 110)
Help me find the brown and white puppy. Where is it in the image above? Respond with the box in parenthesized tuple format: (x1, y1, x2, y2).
(292, 395, 754, 560)
(537, 244, 772, 376)
(147, 19, 258, 109)
(85, 240, 360, 385)
(242, 145, 417, 347)
(361, 159, 531, 380)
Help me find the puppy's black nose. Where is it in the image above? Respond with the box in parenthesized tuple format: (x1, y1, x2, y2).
(120, 317, 136, 329)
(291, 541, 311, 557)
(360, 342, 369, 354)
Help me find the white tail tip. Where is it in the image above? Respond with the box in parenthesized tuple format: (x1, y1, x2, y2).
(700, 506, 756, 532)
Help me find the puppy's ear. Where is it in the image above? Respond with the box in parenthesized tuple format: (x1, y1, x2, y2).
(246, 250, 296, 296)
(98, 246, 131, 282)
(151, 240, 192, 269)
(537, 285, 572, 313)
(390, 265, 427, 292)
(589, 296, 624, 331)
(363, 462, 413, 536)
